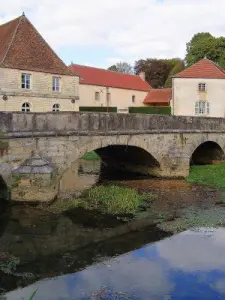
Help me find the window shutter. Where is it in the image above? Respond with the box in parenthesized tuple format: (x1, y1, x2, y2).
(195, 102, 199, 115)
(207, 102, 210, 114)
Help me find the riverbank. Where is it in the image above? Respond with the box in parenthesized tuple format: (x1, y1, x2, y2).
(186, 163, 225, 189)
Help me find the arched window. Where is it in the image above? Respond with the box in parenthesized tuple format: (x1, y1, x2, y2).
(52, 103, 60, 112)
(21, 102, 30, 112)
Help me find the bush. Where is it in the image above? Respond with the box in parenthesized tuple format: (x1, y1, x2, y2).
(129, 106, 171, 115)
(79, 106, 117, 113)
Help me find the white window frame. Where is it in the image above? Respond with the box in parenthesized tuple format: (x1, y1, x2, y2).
(21, 73, 31, 89)
(52, 103, 60, 112)
(52, 76, 61, 92)
(21, 102, 31, 112)
(132, 95, 136, 103)
(198, 83, 206, 92)
(95, 91, 100, 101)
(195, 101, 210, 115)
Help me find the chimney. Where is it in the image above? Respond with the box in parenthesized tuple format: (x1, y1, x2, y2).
(139, 72, 145, 81)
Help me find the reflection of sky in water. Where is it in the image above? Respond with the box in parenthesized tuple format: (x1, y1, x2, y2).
(5, 228, 225, 300)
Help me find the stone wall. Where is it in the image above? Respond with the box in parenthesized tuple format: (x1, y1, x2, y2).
(1, 112, 225, 135)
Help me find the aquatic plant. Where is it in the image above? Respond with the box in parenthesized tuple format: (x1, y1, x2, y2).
(158, 206, 225, 233)
(43, 185, 155, 215)
(81, 185, 150, 214)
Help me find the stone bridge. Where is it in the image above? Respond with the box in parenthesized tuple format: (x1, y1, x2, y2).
(0, 112, 225, 202)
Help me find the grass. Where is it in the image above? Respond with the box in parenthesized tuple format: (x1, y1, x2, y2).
(186, 164, 225, 189)
(45, 185, 154, 215)
(81, 151, 100, 161)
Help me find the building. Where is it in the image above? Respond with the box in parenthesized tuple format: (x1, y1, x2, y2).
(143, 88, 172, 107)
(172, 58, 225, 117)
(0, 14, 79, 112)
(70, 64, 151, 112)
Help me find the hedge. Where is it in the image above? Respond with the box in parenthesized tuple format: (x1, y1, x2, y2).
(79, 106, 117, 112)
(129, 106, 171, 115)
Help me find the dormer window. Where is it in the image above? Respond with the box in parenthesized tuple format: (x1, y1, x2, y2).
(198, 83, 206, 92)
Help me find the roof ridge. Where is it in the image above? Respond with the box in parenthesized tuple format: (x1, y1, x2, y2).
(0, 15, 23, 65)
(71, 63, 140, 78)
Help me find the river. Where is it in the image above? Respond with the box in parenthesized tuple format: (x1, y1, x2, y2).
(0, 159, 225, 299)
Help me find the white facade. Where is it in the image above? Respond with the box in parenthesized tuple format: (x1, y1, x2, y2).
(172, 77, 225, 117)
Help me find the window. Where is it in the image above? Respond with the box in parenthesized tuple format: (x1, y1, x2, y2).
(21, 102, 30, 112)
(198, 83, 206, 92)
(132, 95, 136, 103)
(52, 103, 60, 112)
(52, 76, 60, 92)
(95, 92, 100, 101)
(195, 101, 210, 115)
(21, 73, 31, 89)
(106, 92, 111, 104)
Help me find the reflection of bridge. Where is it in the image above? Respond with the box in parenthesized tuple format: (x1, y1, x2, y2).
(0, 112, 225, 201)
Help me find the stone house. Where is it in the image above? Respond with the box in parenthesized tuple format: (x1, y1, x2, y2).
(143, 88, 172, 107)
(70, 64, 151, 112)
(0, 14, 79, 112)
(172, 58, 225, 117)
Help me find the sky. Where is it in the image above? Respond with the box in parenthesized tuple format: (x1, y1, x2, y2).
(1, 0, 225, 68)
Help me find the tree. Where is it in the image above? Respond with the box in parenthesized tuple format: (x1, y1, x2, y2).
(134, 59, 172, 88)
(164, 59, 185, 88)
(185, 32, 225, 68)
(108, 62, 134, 74)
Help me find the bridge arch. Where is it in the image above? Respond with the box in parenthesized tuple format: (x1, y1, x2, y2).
(60, 136, 162, 179)
(190, 141, 225, 165)
(0, 175, 9, 201)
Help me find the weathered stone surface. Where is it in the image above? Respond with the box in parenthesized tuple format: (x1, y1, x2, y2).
(0, 112, 225, 202)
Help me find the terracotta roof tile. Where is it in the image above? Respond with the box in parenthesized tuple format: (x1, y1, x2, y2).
(70, 64, 151, 91)
(174, 59, 225, 79)
(0, 15, 74, 76)
(144, 88, 172, 104)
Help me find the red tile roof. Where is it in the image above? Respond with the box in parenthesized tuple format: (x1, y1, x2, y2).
(70, 64, 151, 91)
(174, 58, 225, 79)
(144, 88, 172, 104)
(0, 14, 74, 76)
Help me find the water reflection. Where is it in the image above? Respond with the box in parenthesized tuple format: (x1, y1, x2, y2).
(4, 228, 225, 299)
(59, 159, 101, 197)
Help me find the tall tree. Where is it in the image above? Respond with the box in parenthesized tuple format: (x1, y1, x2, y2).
(185, 32, 225, 68)
(134, 59, 171, 88)
(164, 59, 185, 88)
(108, 62, 134, 74)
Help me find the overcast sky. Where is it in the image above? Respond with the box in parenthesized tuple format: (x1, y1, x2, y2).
(1, 0, 224, 68)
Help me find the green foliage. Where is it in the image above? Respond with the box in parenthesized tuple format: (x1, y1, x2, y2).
(81, 151, 100, 161)
(134, 58, 185, 88)
(134, 58, 171, 88)
(0, 140, 8, 150)
(82, 185, 149, 214)
(28, 289, 38, 300)
(185, 32, 225, 68)
(108, 62, 134, 74)
(186, 164, 225, 189)
(129, 106, 171, 115)
(164, 60, 185, 88)
(79, 106, 117, 113)
(46, 186, 153, 215)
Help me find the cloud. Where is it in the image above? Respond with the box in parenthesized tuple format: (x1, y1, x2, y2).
(5, 252, 174, 300)
(1, 0, 225, 66)
(158, 228, 225, 272)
